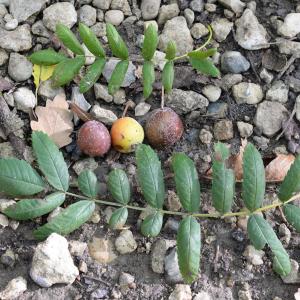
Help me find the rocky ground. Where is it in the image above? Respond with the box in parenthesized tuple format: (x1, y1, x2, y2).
(0, 0, 300, 299)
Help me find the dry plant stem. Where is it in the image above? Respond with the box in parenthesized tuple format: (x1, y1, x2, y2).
(161, 86, 165, 109)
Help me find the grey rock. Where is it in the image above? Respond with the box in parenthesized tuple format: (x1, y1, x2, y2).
(232, 82, 263, 104)
(113, 89, 126, 104)
(169, 284, 192, 300)
(13, 87, 36, 113)
(8, 53, 33, 82)
(217, 0, 245, 15)
(135, 102, 151, 116)
(214, 120, 234, 140)
(243, 245, 264, 265)
(279, 223, 291, 245)
(157, 4, 179, 25)
(115, 230, 137, 254)
(69, 240, 87, 257)
(184, 8, 194, 27)
(165, 248, 183, 283)
(164, 218, 180, 233)
(194, 292, 212, 300)
(254, 101, 288, 137)
(237, 122, 253, 138)
(31, 20, 50, 37)
(111, 0, 131, 16)
(0, 24, 32, 51)
(277, 13, 300, 38)
(159, 16, 193, 56)
(92, 0, 111, 10)
(205, 3, 217, 12)
(43, 2, 77, 32)
(0, 214, 9, 227)
(5, 18, 18, 30)
(211, 18, 233, 42)
(0, 4, 7, 17)
(94, 83, 113, 103)
(260, 68, 273, 84)
(278, 39, 300, 58)
(266, 80, 288, 103)
(281, 259, 300, 284)
(0, 49, 8, 66)
(190, 0, 204, 12)
(166, 89, 209, 115)
(38, 79, 65, 99)
(1, 249, 16, 267)
(91, 104, 117, 125)
(202, 85, 221, 102)
(0, 277, 27, 300)
(141, 0, 161, 20)
(199, 128, 213, 144)
(78, 5, 96, 26)
(221, 73, 243, 91)
(287, 76, 300, 93)
(253, 136, 269, 151)
(221, 51, 250, 73)
(105, 10, 124, 26)
(190, 23, 209, 39)
(91, 22, 106, 37)
(71, 86, 91, 124)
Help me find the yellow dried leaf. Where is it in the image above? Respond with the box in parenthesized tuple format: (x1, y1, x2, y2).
(33, 64, 56, 89)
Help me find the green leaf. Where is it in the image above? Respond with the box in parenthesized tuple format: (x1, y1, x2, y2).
(247, 214, 291, 276)
(78, 170, 98, 198)
(171, 153, 200, 213)
(189, 57, 220, 77)
(107, 169, 131, 205)
(162, 61, 174, 93)
(142, 61, 155, 99)
(142, 24, 158, 61)
(29, 49, 66, 66)
(278, 155, 300, 202)
(0, 158, 45, 197)
(79, 57, 106, 93)
(55, 24, 84, 55)
(106, 23, 129, 60)
(177, 216, 201, 284)
(136, 144, 165, 209)
(242, 143, 265, 212)
(4, 192, 65, 221)
(33, 200, 95, 240)
(51, 56, 85, 87)
(109, 207, 128, 229)
(188, 48, 217, 59)
(165, 41, 176, 60)
(212, 143, 235, 214)
(32, 131, 69, 192)
(79, 22, 105, 58)
(141, 211, 163, 237)
(284, 204, 300, 232)
(108, 60, 129, 95)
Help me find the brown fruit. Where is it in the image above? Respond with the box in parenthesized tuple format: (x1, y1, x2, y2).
(77, 120, 111, 156)
(145, 107, 184, 148)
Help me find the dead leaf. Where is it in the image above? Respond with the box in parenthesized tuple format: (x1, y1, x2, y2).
(30, 94, 73, 148)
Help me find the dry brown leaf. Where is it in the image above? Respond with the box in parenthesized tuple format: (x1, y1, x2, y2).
(30, 94, 73, 148)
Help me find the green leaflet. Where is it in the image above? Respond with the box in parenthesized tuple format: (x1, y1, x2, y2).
(108, 60, 129, 95)
(188, 48, 217, 59)
(177, 216, 201, 284)
(107, 169, 131, 205)
(78, 170, 98, 198)
(0, 158, 45, 197)
(29, 49, 66, 66)
(33, 200, 95, 240)
(142, 24, 158, 61)
(79, 57, 106, 93)
(247, 214, 291, 276)
(4, 192, 65, 221)
(32, 131, 69, 192)
(165, 41, 176, 60)
(242, 143, 265, 212)
(109, 207, 128, 229)
(171, 153, 200, 213)
(106, 23, 129, 60)
(284, 204, 300, 232)
(79, 23, 105, 58)
(136, 144, 165, 209)
(189, 57, 220, 77)
(278, 155, 300, 202)
(55, 24, 84, 55)
(162, 61, 174, 93)
(51, 56, 85, 87)
(142, 60, 155, 99)
(141, 211, 163, 237)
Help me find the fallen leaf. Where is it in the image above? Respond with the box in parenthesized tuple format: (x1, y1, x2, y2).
(30, 94, 73, 148)
(33, 64, 56, 90)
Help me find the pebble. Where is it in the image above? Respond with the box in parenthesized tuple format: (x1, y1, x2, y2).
(90, 104, 118, 125)
(277, 13, 300, 38)
(119, 272, 135, 289)
(168, 284, 192, 300)
(0, 214, 9, 227)
(281, 259, 300, 283)
(0, 49, 8, 66)
(165, 248, 183, 283)
(105, 10, 124, 26)
(79, 260, 88, 273)
(237, 122, 253, 138)
(37, 80, 64, 99)
(8, 53, 33, 82)
(232, 82, 263, 104)
(205, 3, 217, 12)
(91, 22, 106, 37)
(190, 23, 209, 39)
(207, 102, 228, 118)
(43, 2, 77, 31)
(69, 240, 87, 257)
(253, 136, 269, 151)
(199, 128, 213, 144)
(164, 218, 180, 233)
(279, 223, 291, 245)
(78, 5, 97, 26)
(221, 73, 243, 91)
(151, 239, 170, 274)
(30, 233, 79, 287)
(217, 0, 245, 15)
(278, 39, 300, 58)
(157, 3, 179, 25)
(214, 120, 233, 140)
(0, 277, 27, 300)
(141, 0, 161, 20)
(190, 0, 204, 12)
(113, 89, 126, 104)
(110, 0, 131, 16)
(243, 245, 264, 265)
(5, 18, 18, 30)
(115, 230, 137, 254)
(135, 102, 151, 116)
(88, 237, 117, 264)
(184, 8, 194, 27)
(202, 85, 222, 102)
(1, 249, 16, 267)
(260, 68, 273, 83)
(166, 190, 182, 212)
(211, 18, 233, 42)
(153, 50, 166, 70)
(235, 9, 269, 50)
(221, 51, 250, 74)
(72, 157, 98, 175)
(92, 0, 111, 10)
(94, 83, 113, 103)
(13, 87, 36, 113)
(194, 292, 212, 300)
(296, 95, 300, 122)
(266, 80, 288, 103)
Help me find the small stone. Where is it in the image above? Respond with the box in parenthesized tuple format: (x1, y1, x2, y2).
(105, 10, 124, 26)
(190, 23, 209, 39)
(166, 190, 182, 212)
(266, 80, 288, 103)
(151, 239, 169, 274)
(243, 245, 264, 265)
(260, 68, 273, 84)
(1, 249, 16, 267)
(152, 50, 166, 71)
(237, 122, 253, 138)
(278, 39, 300, 58)
(115, 230, 137, 254)
(281, 259, 300, 283)
(69, 240, 87, 257)
(110, 0, 131, 16)
(207, 102, 228, 118)
(279, 223, 291, 245)
(91, 22, 106, 37)
(13, 87, 36, 113)
(30, 233, 79, 287)
(184, 8, 194, 27)
(221, 73, 243, 91)
(91, 104, 118, 125)
(79, 261, 88, 273)
(217, 0, 245, 15)
(92, 0, 111, 10)
(5, 18, 18, 30)
(90, 209, 101, 223)
(221, 51, 250, 74)
(88, 237, 117, 264)
(199, 128, 213, 144)
(72, 157, 98, 175)
(32, 20, 50, 37)
(119, 272, 135, 289)
(91, 288, 109, 299)
(205, 3, 217, 12)
(157, 4, 179, 25)
(202, 85, 221, 102)
(37, 79, 65, 99)
(164, 218, 180, 233)
(194, 292, 212, 300)
(190, 0, 204, 12)
(296, 95, 300, 122)
(0, 199, 16, 213)
(0, 277, 27, 300)
(141, 0, 161, 20)
(113, 89, 126, 104)
(253, 136, 269, 150)
(277, 13, 300, 38)
(8, 53, 33, 82)
(165, 248, 183, 283)
(214, 120, 233, 140)
(78, 5, 97, 26)
(238, 289, 252, 300)
(94, 83, 113, 103)
(0, 49, 8, 66)
(232, 82, 263, 104)
(168, 284, 192, 300)
(211, 18, 233, 42)
(0, 214, 9, 227)
(135, 102, 151, 116)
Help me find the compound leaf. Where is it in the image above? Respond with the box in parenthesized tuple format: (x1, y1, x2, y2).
(78, 170, 98, 198)
(109, 207, 128, 229)
(188, 48, 217, 59)
(108, 60, 129, 95)
(162, 61, 174, 93)
(189, 57, 220, 77)
(141, 211, 163, 237)
(142, 24, 158, 61)
(142, 60, 155, 99)
(284, 204, 300, 232)
(29, 49, 66, 65)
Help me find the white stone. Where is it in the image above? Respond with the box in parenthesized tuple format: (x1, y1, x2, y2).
(0, 277, 27, 300)
(0, 213, 9, 227)
(69, 240, 88, 257)
(105, 10, 124, 26)
(115, 229, 137, 254)
(8, 53, 33, 82)
(157, 3, 179, 25)
(232, 82, 263, 104)
(91, 104, 117, 125)
(168, 284, 192, 300)
(13, 87, 36, 113)
(266, 80, 288, 103)
(243, 245, 264, 265)
(202, 85, 221, 102)
(237, 122, 253, 138)
(277, 13, 300, 38)
(135, 102, 151, 116)
(211, 18, 233, 42)
(278, 39, 300, 58)
(152, 50, 166, 71)
(217, 0, 245, 15)
(190, 23, 209, 39)
(5, 18, 18, 30)
(78, 5, 97, 26)
(94, 83, 113, 102)
(141, 0, 161, 20)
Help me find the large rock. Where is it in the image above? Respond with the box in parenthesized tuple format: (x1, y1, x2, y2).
(8, 53, 33, 82)
(30, 233, 79, 288)
(159, 16, 193, 56)
(0, 24, 32, 51)
(141, 0, 161, 20)
(9, 0, 47, 22)
(254, 101, 288, 137)
(232, 82, 263, 104)
(43, 2, 77, 31)
(277, 13, 300, 38)
(235, 9, 269, 50)
(166, 89, 209, 115)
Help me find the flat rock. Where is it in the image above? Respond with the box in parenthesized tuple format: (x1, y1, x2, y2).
(277, 13, 300, 38)
(232, 82, 263, 104)
(8, 53, 33, 82)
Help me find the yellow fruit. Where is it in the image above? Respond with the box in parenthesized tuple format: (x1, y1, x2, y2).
(111, 117, 144, 153)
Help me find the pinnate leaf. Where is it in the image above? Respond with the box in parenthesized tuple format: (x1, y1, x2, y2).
(165, 41, 176, 60)
(284, 204, 300, 232)
(172, 153, 200, 213)
(188, 48, 217, 59)
(136, 144, 165, 209)
(142, 61, 155, 99)
(141, 211, 163, 237)
(33, 200, 95, 240)
(177, 216, 201, 284)
(107, 169, 130, 205)
(189, 57, 220, 77)
(142, 24, 158, 61)
(78, 170, 98, 198)
(108, 59, 129, 95)
(4, 192, 65, 221)
(162, 61, 174, 93)
(109, 207, 128, 229)
(29, 49, 66, 65)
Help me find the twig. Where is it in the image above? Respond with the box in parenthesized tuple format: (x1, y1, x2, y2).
(82, 275, 110, 286)
(161, 86, 165, 109)
(276, 54, 296, 81)
(278, 206, 288, 224)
